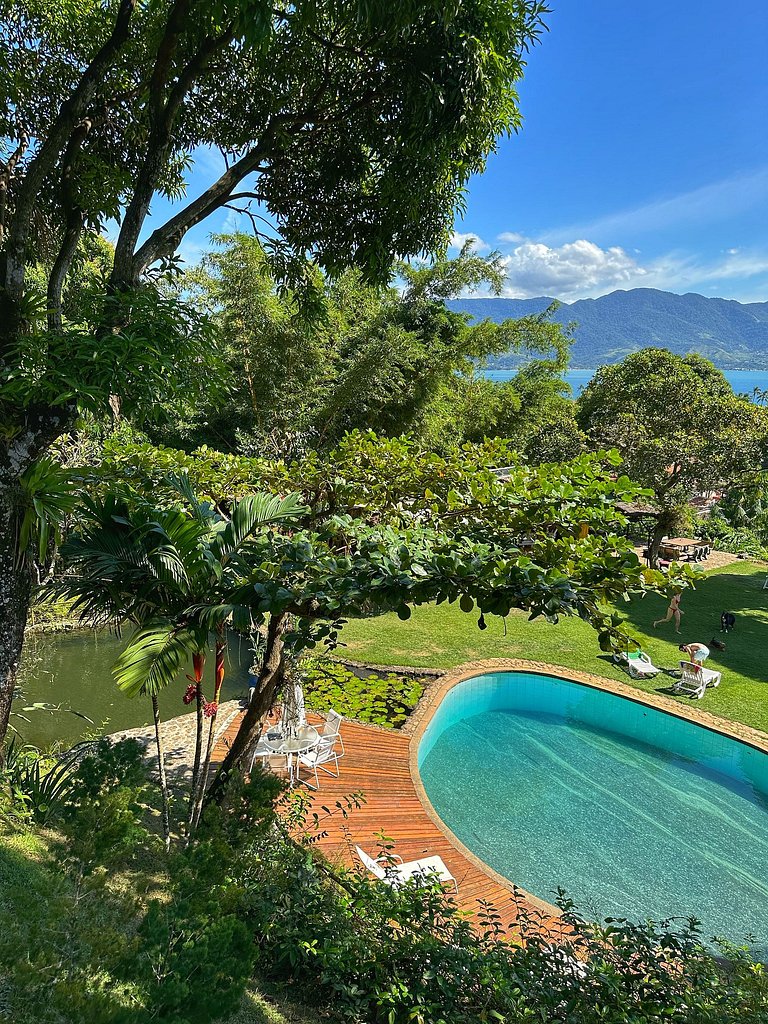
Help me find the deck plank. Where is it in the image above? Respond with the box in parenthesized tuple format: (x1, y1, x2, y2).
(212, 712, 559, 935)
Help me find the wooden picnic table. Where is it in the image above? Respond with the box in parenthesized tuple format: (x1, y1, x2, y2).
(664, 537, 700, 549)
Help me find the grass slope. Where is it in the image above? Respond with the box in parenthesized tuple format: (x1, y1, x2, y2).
(340, 561, 768, 735)
(0, 830, 328, 1024)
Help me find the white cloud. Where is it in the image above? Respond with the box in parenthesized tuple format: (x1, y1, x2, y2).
(449, 231, 489, 253)
(496, 230, 525, 244)
(499, 239, 645, 299)
(456, 232, 768, 302)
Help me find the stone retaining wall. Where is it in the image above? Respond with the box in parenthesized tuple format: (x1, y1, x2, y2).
(108, 699, 243, 785)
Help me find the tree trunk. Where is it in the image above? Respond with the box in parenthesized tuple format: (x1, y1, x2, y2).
(152, 692, 171, 852)
(0, 483, 33, 755)
(0, 407, 78, 751)
(649, 508, 678, 568)
(189, 626, 225, 830)
(186, 650, 206, 822)
(206, 612, 288, 804)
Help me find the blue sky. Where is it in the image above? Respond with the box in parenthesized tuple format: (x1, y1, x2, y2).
(158, 1, 768, 303)
(450, 0, 768, 302)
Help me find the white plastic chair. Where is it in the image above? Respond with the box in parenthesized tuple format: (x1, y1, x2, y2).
(673, 660, 722, 699)
(355, 845, 458, 893)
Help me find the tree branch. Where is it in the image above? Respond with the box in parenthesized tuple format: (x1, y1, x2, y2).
(47, 119, 93, 330)
(132, 141, 273, 274)
(0, 132, 29, 247)
(112, 28, 235, 284)
(3, 0, 137, 303)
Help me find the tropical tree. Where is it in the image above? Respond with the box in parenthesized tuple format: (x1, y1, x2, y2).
(577, 349, 768, 564)
(155, 236, 572, 456)
(0, 0, 551, 749)
(424, 352, 584, 458)
(205, 431, 694, 790)
(57, 484, 305, 845)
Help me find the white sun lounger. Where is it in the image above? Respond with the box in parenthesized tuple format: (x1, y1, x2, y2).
(673, 660, 722, 699)
(355, 845, 458, 893)
(623, 650, 661, 679)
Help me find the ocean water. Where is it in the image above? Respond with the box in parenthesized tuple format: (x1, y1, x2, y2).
(419, 672, 768, 953)
(484, 367, 768, 398)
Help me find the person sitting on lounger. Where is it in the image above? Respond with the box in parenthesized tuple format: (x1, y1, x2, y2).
(679, 641, 709, 664)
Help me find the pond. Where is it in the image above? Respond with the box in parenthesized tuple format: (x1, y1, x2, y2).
(418, 671, 768, 955)
(16, 629, 253, 749)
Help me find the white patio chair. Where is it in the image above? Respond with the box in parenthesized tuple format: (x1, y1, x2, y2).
(320, 709, 345, 757)
(296, 740, 340, 790)
(249, 740, 289, 775)
(673, 660, 721, 699)
(355, 845, 458, 893)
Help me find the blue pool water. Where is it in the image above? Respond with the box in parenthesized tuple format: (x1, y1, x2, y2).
(418, 672, 768, 952)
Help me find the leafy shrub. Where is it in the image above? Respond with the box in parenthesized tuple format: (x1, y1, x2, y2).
(237, 791, 768, 1024)
(702, 513, 768, 560)
(132, 770, 283, 1024)
(301, 657, 423, 728)
(58, 739, 149, 875)
(1, 740, 83, 825)
(0, 747, 281, 1024)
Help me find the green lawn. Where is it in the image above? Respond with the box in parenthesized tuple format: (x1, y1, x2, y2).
(340, 560, 768, 735)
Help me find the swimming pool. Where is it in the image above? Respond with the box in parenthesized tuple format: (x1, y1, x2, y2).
(417, 671, 768, 952)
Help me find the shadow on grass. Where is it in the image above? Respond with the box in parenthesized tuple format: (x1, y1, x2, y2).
(0, 835, 144, 1024)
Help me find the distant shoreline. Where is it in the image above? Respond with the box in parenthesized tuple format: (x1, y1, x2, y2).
(484, 367, 767, 397)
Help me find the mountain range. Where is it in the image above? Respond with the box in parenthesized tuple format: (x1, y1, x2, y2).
(447, 288, 768, 369)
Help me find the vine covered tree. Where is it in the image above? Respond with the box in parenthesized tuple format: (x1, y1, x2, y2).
(0, 0, 551, 746)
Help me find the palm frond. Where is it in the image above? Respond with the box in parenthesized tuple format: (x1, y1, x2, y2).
(17, 458, 77, 565)
(213, 491, 306, 558)
(165, 472, 218, 526)
(114, 623, 196, 698)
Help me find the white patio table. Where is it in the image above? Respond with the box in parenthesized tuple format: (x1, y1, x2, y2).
(263, 724, 319, 787)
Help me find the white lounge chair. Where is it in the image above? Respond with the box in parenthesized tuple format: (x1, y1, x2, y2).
(355, 845, 458, 893)
(625, 650, 661, 679)
(673, 660, 722, 699)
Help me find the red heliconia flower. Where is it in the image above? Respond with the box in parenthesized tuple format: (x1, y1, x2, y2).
(183, 683, 198, 705)
(203, 700, 218, 719)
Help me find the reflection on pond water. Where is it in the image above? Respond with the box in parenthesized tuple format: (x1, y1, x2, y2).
(17, 629, 252, 749)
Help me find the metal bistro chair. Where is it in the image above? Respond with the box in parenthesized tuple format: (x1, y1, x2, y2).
(295, 709, 345, 790)
(249, 737, 289, 777)
(319, 709, 345, 757)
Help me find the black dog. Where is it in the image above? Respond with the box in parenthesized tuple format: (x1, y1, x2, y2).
(720, 611, 736, 633)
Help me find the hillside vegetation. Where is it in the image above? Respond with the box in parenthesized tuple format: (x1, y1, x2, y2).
(449, 288, 768, 369)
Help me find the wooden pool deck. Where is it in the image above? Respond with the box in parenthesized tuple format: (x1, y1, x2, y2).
(212, 710, 559, 935)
